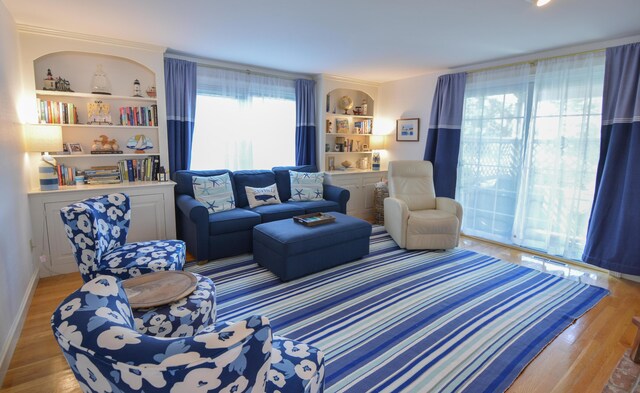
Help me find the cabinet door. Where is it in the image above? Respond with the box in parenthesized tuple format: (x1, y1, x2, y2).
(128, 194, 167, 242)
(327, 175, 364, 214)
(44, 201, 79, 274)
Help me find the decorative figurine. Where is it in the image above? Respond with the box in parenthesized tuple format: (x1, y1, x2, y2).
(87, 100, 113, 125)
(146, 86, 157, 98)
(133, 79, 142, 97)
(91, 65, 112, 95)
(362, 98, 368, 116)
(43, 69, 56, 90)
(126, 134, 154, 153)
(91, 135, 120, 153)
(157, 166, 167, 182)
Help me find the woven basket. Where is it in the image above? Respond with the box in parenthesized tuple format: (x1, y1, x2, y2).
(374, 183, 389, 225)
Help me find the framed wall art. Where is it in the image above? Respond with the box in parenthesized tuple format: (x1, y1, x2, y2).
(396, 118, 420, 142)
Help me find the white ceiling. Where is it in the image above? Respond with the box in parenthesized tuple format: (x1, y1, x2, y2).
(4, 0, 640, 82)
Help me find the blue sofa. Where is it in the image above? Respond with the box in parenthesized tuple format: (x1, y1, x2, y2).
(175, 165, 350, 262)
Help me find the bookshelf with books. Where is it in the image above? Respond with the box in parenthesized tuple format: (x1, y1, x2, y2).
(20, 28, 177, 276)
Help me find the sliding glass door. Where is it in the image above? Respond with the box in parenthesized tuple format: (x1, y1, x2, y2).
(457, 52, 605, 260)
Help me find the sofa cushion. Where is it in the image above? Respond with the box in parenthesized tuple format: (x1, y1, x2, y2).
(193, 174, 236, 213)
(175, 169, 234, 198)
(208, 208, 261, 235)
(273, 165, 317, 201)
(245, 184, 282, 208)
(287, 200, 340, 214)
(290, 171, 324, 201)
(233, 170, 277, 208)
(244, 203, 305, 223)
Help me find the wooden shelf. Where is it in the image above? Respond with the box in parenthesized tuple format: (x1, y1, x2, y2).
(326, 113, 373, 119)
(36, 90, 157, 102)
(326, 151, 373, 155)
(37, 123, 157, 129)
(51, 153, 158, 158)
(326, 133, 372, 137)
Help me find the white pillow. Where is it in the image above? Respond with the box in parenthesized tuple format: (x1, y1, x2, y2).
(289, 171, 324, 201)
(245, 184, 282, 208)
(192, 173, 236, 214)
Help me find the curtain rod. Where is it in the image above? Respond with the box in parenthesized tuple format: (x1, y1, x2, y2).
(165, 52, 310, 81)
(463, 48, 606, 74)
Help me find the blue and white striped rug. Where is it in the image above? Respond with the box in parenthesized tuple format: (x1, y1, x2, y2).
(186, 227, 608, 392)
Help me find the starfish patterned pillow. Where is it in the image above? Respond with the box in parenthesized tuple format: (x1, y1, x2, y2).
(289, 171, 324, 201)
(192, 173, 236, 214)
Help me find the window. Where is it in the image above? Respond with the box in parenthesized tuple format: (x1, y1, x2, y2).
(457, 52, 605, 260)
(190, 67, 296, 171)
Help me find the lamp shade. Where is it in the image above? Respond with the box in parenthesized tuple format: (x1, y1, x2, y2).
(370, 135, 385, 150)
(25, 124, 63, 153)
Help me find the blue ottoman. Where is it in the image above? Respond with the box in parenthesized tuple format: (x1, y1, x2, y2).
(253, 212, 372, 281)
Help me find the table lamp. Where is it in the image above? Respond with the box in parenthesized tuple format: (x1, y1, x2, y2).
(370, 135, 385, 171)
(25, 124, 63, 191)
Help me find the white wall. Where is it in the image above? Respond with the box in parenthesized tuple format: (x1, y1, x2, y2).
(377, 71, 447, 169)
(0, 1, 39, 383)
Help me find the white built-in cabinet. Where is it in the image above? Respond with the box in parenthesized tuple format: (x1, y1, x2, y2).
(19, 27, 176, 277)
(317, 75, 386, 220)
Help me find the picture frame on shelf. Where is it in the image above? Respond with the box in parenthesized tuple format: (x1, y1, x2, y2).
(328, 156, 335, 171)
(396, 118, 420, 142)
(362, 144, 370, 151)
(336, 118, 349, 134)
(67, 142, 84, 154)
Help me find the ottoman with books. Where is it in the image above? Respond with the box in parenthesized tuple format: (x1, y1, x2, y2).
(253, 212, 372, 281)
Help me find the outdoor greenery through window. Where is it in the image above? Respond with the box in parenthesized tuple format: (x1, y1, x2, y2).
(456, 52, 605, 260)
(190, 66, 296, 171)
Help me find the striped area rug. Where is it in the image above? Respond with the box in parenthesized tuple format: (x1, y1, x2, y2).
(186, 227, 608, 392)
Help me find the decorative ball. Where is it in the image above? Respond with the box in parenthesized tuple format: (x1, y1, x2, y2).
(341, 160, 352, 168)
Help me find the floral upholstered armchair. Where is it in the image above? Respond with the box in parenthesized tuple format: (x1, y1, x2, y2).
(51, 275, 325, 393)
(60, 193, 186, 282)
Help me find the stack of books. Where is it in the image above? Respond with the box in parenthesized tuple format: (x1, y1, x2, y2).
(55, 164, 77, 185)
(37, 99, 79, 124)
(84, 166, 121, 185)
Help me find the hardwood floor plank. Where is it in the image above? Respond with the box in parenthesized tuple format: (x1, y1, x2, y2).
(2, 239, 639, 393)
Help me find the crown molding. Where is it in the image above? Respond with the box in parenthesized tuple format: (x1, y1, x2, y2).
(318, 74, 380, 88)
(16, 24, 166, 53)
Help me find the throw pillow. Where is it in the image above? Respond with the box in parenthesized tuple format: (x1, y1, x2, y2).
(245, 184, 282, 208)
(289, 171, 324, 201)
(192, 173, 236, 214)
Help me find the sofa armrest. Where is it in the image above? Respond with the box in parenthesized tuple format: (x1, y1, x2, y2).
(384, 197, 409, 248)
(323, 184, 350, 214)
(176, 194, 209, 261)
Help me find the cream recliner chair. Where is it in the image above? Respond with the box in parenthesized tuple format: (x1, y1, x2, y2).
(384, 160, 463, 249)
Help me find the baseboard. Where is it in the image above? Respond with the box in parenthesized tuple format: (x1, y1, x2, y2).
(0, 267, 40, 385)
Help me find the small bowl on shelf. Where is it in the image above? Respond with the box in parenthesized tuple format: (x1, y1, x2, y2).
(341, 160, 352, 169)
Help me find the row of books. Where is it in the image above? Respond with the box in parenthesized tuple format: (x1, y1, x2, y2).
(119, 105, 158, 127)
(37, 99, 79, 124)
(117, 155, 161, 182)
(337, 139, 366, 153)
(353, 119, 373, 134)
(55, 164, 78, 186)
(84, 166, 121, 185)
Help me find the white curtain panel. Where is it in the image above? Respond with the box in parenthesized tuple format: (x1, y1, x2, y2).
(458, 52, 605, 261)
(457, 63, 532, 243)
(512, 52, 605, 259)
(191, 66, 296, 171)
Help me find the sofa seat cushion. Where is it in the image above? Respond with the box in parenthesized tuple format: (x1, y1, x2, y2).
(287, 200, 339, 214)
(208, 208, 261, 235)
(244, 203, 305, 223)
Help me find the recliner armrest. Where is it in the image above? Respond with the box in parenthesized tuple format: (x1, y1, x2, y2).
(323, 184, 350, 214)
(435, 197, 463, 222)
(384, 197, 409, 248)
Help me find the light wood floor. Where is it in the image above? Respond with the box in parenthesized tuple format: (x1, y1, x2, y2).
(2, 237, 639, 393)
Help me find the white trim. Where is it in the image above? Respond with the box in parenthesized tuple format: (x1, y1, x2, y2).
(602, 116, 640, 126)
(16, 24, 166, 53)
(165, 51, 311, 81)
(320, 73, 381, 88)
(0, 268, 40, 385)
(428, 124, 461, 129)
